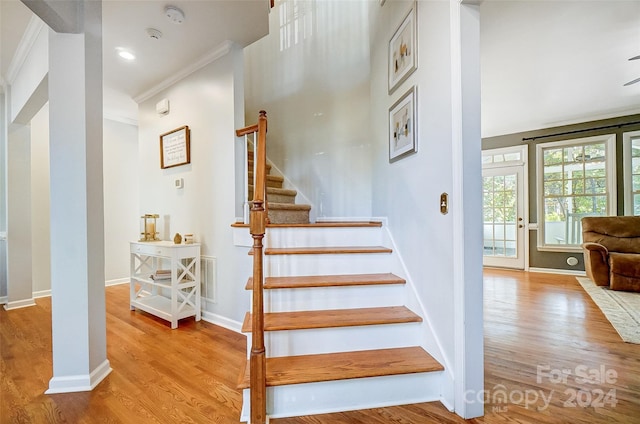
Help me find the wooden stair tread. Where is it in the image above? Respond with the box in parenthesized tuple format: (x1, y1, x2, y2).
(241, 306, 421, 332)
(245, 273, 405, 290)
(237, 347, 443, 389)
(263, 246, 392, 255)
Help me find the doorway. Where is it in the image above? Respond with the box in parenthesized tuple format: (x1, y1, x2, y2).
(482, 146, 528, 269)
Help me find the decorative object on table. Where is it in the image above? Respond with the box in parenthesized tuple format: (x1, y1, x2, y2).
(184, 233, 194, 244)
(139, 214, 161, 241)
(173, 233, 182, 244)
(388, 3, 417, 94)
(160, 125, 190, 169)
(389, 86, 417, 162)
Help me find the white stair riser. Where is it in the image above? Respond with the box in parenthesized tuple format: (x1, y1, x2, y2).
(266, 227, 384, 248)
(240, 372, 443, 422)
(261, 323, 423, 357)
(261, 284, 406, 312)
(265, 253, 393, 276)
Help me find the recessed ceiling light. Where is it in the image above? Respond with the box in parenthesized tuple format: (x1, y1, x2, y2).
(165, 5, 185, 24)
(116, 48, 136, 61)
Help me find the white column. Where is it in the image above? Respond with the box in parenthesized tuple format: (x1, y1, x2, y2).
(5, 122, 35, 310)
(451, 0, 484, 419)
(45, 0, 111, 393)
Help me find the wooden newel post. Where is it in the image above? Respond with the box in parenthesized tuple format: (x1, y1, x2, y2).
(250, 110, 268, 424)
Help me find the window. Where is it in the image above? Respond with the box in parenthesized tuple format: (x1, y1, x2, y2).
(623, 130, 640, 215)
(279, 0, 313, 51)
(536, 134, 616, 251)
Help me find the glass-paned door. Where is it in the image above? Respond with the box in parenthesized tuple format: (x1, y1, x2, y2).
(483, 166, 525, 269)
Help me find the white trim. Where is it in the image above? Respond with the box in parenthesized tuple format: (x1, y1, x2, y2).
(46, 359, 112, 394)
(133, 40, 234, 103)
(0, 296, 6, 305)
(536, 134, 617, 251)
(4, 298, 36, 310)
(106, 278, 129, 287)
(623, 130, 640, 216)
(201, 310, 243, 333)
(33, 289, 51, 298)
(529, 267, 587, 276)
(6, 16, 46, 84)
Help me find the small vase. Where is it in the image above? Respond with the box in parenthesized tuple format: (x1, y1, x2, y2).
(173, 233, 182, 244)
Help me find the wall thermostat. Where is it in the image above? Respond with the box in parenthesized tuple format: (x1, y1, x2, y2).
(174, 178, 184, 189)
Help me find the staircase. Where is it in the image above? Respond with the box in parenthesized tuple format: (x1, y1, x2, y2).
(237, 222, 444, 421)
(248, 151, 311, 225)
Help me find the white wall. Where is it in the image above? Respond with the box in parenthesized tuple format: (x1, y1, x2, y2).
(370, 0, 457, 399)
(244, 0, 373, 218)
(103, 118, 138, 284)
(6, 123, 32, 304)
(30, 102, 50, 294)
(138, 47, 252, 325)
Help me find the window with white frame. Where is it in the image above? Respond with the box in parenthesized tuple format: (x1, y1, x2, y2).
(623, 130, 640, 215)
(537, 134, 616, 250)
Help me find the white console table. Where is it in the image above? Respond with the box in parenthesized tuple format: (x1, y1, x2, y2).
(130, 241, 201, 329)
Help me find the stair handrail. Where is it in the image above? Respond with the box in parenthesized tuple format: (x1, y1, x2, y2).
(235, 110, 268, 424)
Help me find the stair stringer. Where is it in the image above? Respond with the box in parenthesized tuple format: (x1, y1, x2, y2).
(380, 221, 455, 411)
(240, 221, 449, 421)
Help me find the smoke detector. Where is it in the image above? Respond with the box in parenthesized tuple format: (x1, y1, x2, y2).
(165, 6, 185, 24)
(146, 28, 163, 39)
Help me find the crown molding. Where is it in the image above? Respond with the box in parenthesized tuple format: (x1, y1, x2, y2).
(6, 16, 46, 85)
(133, 40, 235, 104)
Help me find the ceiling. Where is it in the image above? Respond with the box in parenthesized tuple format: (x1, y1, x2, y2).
(1, 0, 270, 121)
(1, 1, 639, 137)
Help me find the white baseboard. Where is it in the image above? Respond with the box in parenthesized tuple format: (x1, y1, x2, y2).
(4, 298, 36, 310)
(0, 296, 7, 305)
(46, 359, 112, 394)
(33, 289, 51, 299)
(106, 278, 129, 287)
(529, 267, 587, 276)
(201, 310, 243, 333)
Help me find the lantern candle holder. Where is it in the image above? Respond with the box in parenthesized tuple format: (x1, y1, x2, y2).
(139, 214, 160, 241)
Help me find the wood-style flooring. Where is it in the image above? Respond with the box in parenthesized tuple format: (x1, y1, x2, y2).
(2, 268, 639, 423)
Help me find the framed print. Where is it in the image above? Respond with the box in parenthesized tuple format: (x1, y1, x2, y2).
(389, 86, 417, 162)
(160, 126, 190, 169)
(388, 4, 417, 94)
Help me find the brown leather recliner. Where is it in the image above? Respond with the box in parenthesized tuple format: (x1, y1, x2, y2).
(581, 216, 640, 292)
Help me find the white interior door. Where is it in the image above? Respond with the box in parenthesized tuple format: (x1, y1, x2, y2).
(482, 165, 525, 269)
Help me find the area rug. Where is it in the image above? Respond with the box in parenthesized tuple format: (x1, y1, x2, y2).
(576, 277, 640, 344)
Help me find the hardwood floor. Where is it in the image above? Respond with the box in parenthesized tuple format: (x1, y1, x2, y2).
(2, 269, 639, 423)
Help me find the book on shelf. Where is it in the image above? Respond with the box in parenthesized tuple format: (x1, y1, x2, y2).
(150, 269, 172, 280)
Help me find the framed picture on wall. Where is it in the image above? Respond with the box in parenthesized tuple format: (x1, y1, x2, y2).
(388, 4, 417, 94)
(160, 126, 190, 169)
(389, 86, 417, 162)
